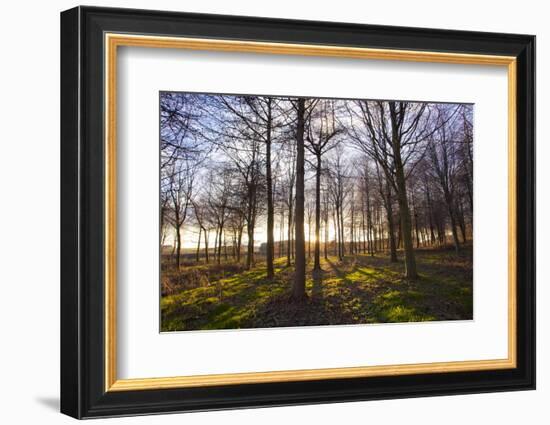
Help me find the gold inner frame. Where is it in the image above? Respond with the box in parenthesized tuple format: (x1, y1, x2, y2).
(104, 33, 517, 392)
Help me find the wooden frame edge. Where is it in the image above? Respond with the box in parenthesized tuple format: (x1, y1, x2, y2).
(105, 32, 118, 391)
(507, 59, 518, 369)
(108, 358, 516, 391)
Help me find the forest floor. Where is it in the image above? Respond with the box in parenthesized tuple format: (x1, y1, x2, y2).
(160, 246, 473, 332)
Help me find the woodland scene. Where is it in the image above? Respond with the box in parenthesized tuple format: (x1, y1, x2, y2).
(160, 92, 473, 331)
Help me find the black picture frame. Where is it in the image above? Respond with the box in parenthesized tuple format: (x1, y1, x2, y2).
(61, 5, 535, 419)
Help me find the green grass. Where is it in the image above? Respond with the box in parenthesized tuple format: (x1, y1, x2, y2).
(161, 246, 473, 331)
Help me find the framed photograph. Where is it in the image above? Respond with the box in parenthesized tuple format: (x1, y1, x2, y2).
(60, 6, 535, 419)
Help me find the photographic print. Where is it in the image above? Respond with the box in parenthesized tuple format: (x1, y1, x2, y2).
(160, 93, 474, 332)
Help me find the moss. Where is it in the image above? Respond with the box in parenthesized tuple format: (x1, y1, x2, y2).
(161, 246, 473, 330)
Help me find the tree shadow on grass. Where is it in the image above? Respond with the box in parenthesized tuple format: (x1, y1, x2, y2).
(325, 258, 356, 284)
(311, 269, 325, 299)
(162, 247, 473, 330)
(163, 264, 293, 330)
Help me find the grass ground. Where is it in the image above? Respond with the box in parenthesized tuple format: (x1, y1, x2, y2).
(160, 246, 473, 332)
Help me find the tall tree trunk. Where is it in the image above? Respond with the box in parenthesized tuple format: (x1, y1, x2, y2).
(389, 103, 417, 278)
(350, 194, 355, 255)
(425, 185, 436, 246)
(397, 223, 402, 249)
(448, 207, 461, 253)
(265, 100, 275, 279)
(279, 210, 285, 258)
(465, 139, 474, 214)
(223, 232, 228, 261)
(291, 219, 295, 260)
(368, 213, 374, 255)
(246, 220, 255, 269)
(213, 226, 219, 263)
(217, 223, 224, 265)
(444, 191, 460, 253)
(313, 155, 322, 270)
(443, 188, 460, 253)
(292, 98, 307, 300)
(335, 205, 341, 259)
(175, 225, 182, 269)
(333, 209, 338, 257)
(204, 229, 209, 264)
(339, 202, 345, 260)
(395, 178, 417, 278)
(308, 217, 312, 260)
(171, 234, 176, 257)
(236, 226, 243, 263)
(196, 227, 201, 262)
(287, 194, 293, 267)
(385, 187, 398, 262)
(361, 203, 367, 254)
(422, 227, 429, 247)
(412, 194, 421, 249)
(457, 200, 467, 243)
(364, 181, 374, 255)
(436, 215, 445, 246)
(324, 204, 329, 260)
(246, 184, 256, 269)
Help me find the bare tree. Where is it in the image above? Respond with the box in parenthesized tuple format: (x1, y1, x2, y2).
(207, 167, 233, 263)
(327, 147, 349, 261)
(292, 98, 307, 300)
(305, 99, 342, 271)
(160, 93, 204, 169)
(426, 105, 463, 253)
(191, 196, 210, 263)
(217, 96, 284, 278)
(208, 111, 266, 269)
(347, 100, 439, 278)
(279, 140, 296, 267)
(165, 160, 195, 269)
